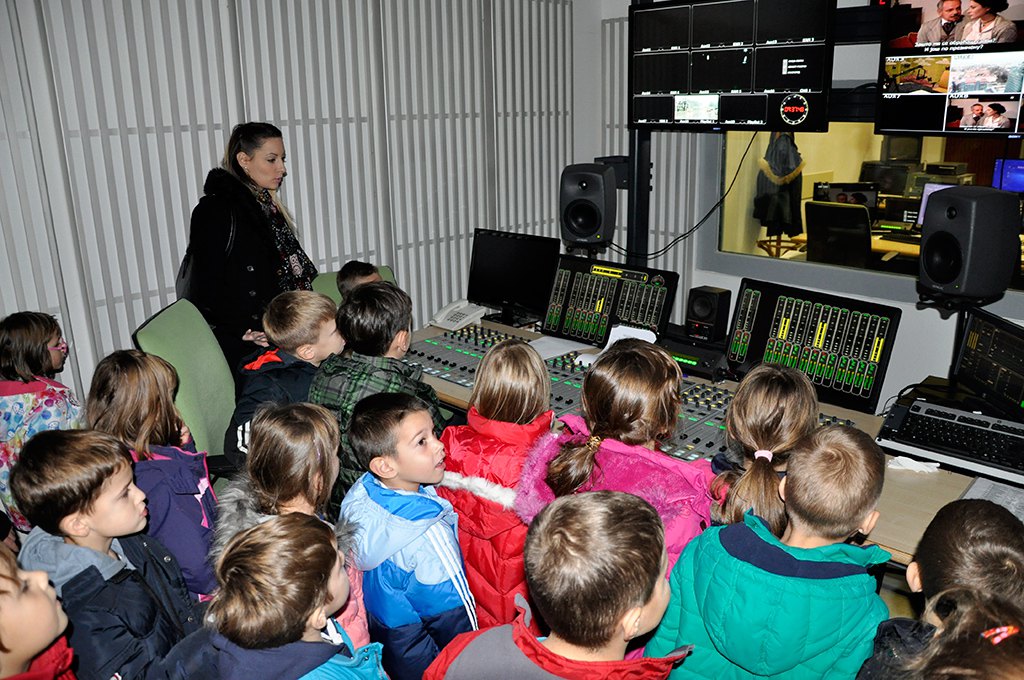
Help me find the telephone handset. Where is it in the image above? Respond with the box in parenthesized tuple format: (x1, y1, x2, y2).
(430, 299, 488, 331)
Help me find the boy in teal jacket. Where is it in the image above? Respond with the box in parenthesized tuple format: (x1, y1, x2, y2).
(647, 425, 890, 679)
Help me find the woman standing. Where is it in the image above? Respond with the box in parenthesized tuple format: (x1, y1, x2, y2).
(179, 122, 318, 373)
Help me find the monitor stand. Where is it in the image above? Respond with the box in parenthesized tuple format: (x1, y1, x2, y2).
(482, 306, 541, 328)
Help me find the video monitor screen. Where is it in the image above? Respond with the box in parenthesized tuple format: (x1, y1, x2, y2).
(878, 0, 1024, 136)
(993, 158, 1024, 191)
(629, 0, 836, 132)
(811, 182, 880, 208)
(466, 229, 562, 318)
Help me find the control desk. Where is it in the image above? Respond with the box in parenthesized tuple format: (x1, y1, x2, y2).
(409, 321, 974, 565)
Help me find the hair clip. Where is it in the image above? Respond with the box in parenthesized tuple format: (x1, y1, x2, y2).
(981, 626, 1020, 645)
(586, 435, 602, 452)
(754, 449, 774, 462)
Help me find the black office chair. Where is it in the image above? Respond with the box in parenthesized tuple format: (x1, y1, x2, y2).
(804, 201, 874, 269)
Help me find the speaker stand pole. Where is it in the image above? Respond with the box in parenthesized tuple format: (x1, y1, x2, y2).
(627, 128, 652, 267)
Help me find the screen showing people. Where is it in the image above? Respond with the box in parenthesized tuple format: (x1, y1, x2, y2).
(629, 0, 836, 132)
(879, 0, 1024, 135)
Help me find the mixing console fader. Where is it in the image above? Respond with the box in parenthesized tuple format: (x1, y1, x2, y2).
(405, 325, 584, 416)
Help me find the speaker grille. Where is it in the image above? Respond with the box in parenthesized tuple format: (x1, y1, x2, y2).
(922, 232, 963, 285)
(563, 199, 602, 237)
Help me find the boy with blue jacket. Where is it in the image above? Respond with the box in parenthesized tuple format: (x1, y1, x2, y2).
(647, 425, 890, 679)
(341, 392, 476, 680)
(12, 429, 199, 679)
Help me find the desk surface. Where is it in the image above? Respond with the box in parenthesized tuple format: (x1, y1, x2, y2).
(413, 323, 973, 565)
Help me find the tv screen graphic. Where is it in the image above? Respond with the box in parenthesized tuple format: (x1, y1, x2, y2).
(629, 0, 836, 132)
(877, 0, 1024, 136)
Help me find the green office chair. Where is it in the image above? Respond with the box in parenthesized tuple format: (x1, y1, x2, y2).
(312, 265, 398, 305)
(133, 299, 236, 480)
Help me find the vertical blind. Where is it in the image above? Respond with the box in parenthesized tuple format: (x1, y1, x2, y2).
(1, 0, 572, 391)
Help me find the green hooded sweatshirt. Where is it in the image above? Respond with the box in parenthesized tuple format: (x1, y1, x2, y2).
(647, 513, 890, 679)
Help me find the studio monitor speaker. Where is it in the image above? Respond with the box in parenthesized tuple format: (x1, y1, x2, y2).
(560, 164, 617, 245)
(686, 286, 731, 343)
(918, 186, 1021, 299)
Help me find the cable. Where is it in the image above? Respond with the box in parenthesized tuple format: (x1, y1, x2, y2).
(607, 130, 760, 261)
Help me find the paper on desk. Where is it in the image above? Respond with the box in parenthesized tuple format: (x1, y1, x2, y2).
(574, 325, 658, 368)
(888, 456, 940, 473)
(528, 336, 594, 361)
(962, 477, 1024, 524)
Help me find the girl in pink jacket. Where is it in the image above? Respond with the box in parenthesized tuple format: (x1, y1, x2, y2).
(515, 338, 715, 570)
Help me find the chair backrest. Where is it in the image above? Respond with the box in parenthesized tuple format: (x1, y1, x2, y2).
(133, 299, 235, 458)
(804, 201, 872, 269)
(314, 264, 398, 305)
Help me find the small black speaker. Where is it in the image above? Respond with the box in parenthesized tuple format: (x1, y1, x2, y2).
(559, 164, 617, 245)
(918, 186, 1021, 299)
(686, 286, 731, 343)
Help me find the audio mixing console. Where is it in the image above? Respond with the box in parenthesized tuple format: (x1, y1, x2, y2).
(407, 325, 853, 463)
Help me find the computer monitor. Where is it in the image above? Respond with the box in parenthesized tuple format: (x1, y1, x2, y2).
(860, 160, 918, 196)
(726, 278, 902, 413)
(466, 229, 562, 326)
(918, 182, 955, 226)
(993, 158, 1024, 193)
(952, 306, 1024, 421)
(811, 182, 879, 208)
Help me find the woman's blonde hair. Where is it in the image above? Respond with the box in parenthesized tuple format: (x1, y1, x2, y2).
(711, 363, 818, 535)
(546, 339, 680, 496)
(87, 350, 182, 459)
(247, 402, 340, 515)
(469, 339, 550, 425)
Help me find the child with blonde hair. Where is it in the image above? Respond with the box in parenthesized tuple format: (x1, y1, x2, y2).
(515, 338, 714, 569)
(712, 363, 818, 535)
(0, 312, 81, 533)
(213, 402, 369, 649)
(0, 544, 74, 679)
(437, 339, 553, 627)
(87, 349, 217, 599)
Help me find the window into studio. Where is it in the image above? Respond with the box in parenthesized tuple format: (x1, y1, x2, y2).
(718, 123, 1024, 289)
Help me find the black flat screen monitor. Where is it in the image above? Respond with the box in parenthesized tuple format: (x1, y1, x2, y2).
(952, 306, 1024, 420)
(726, 278, 902, 413)
(629, 0, 836, 132)
(466, 229, 562, 326)
(993, 158, 1024, 191)
(812, 182, 880, 208)
(877, 0, 1024, 136)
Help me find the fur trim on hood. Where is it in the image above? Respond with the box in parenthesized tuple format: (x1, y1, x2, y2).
(210, 475, 359, 566)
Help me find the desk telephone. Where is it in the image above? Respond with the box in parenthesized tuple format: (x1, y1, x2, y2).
(430, 299, 488, 331)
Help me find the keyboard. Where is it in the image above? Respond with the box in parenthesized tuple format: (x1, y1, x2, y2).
(875, 231, 921, 245)
(877, 399, 1024, 485)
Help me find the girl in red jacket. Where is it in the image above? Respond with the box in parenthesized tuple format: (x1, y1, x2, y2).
(0, 544, 75, 680)
(437, 339, 553, 628)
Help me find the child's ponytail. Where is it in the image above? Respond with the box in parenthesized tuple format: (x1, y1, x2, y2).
(546, 435, 604, 497)
(712, 363, 818, 535)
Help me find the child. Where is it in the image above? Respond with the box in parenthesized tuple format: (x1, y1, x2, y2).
(200, 514, 386, 679)
(225, 290, 345, 467)
(213, 402, 369, 649)
(898, 589, 1024, 679)
(514, 338, 715, 569)
(309, 281, 445, 497)
(340, 393, 475, 680)
(647, 424, 890, 678)
(87, 349, 218, 600)
(0, 544, 74, 680)
(711, 363, 818, 535)
(335, 261, 382, 301)
(859, 498, 1024, 679)
(426, 491, 690, 679)
(0, 312, 81, 532)
(12, 430, 198, 679)
(437, 339, 552, 628)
